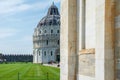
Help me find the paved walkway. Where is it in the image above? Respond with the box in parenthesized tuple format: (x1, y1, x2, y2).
(43, 63, 60, 68)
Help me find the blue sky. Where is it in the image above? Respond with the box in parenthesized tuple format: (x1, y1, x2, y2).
(0, 0, 60, 54)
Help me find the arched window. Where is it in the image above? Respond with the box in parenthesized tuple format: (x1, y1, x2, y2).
(51, 30, 53, 33)
(57, 30, 59, 33)
(39, 31, 41, 34)
(58, 40, 59, 45)
(46, 40, 48, 45)
(44, 30, 47, 33)
(50, 10, 52, 15)
(49, 21, 52, 25)
(54, 9, 56, 14)
(44, 51, 46, 56)
(39, 51, 40, 56)
(51, 51, 53, 56)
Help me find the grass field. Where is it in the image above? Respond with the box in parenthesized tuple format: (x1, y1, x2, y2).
(0, 63, 60, 80)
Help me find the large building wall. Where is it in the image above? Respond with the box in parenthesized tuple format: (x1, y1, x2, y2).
(33, 25, 60, 48)
(61, 0, 117, 80)
(33, 25, 60, 63)
(115, 0, 120, 79)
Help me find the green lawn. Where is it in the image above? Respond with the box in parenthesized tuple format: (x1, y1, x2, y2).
(0, 63, 60, 80)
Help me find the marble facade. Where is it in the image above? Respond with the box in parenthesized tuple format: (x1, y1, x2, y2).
(60, 0, 120, 80)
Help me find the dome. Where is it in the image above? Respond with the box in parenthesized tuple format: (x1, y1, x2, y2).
(47, 2, 60, 16)
(37, 2, 60, 27)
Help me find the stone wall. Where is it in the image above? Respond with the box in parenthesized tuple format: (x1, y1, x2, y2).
(95, 0, 115, 80)
(78, 53, 95, 77)
(61, 0, 117, 80)
(115, 0, 120, 79)
(33, 25, 60, 63)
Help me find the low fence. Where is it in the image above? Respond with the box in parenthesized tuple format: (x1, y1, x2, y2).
(0, 72, 59, 80)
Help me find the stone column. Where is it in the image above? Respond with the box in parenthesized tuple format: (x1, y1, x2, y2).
(60, 0, 77, 80)
(77, 0, 86, 79)
(77, 0, 85, 51)
(96, 0, 115, 80)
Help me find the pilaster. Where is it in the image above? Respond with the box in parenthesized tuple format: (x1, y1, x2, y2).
(96, 0, 115, 80)
(60, 0, 77, 80)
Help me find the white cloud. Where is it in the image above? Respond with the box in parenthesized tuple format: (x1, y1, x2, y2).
(0, 0, 60, 54)
(0, 0, 59, 16)
(0, 28, 18, 39)
(0, 0, 25, 14)
(54, 0, 60, 3)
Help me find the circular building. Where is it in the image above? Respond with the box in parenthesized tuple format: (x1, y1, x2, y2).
(33, 3, 60, 64)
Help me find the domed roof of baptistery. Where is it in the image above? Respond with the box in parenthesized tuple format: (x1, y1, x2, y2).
(37, 2, 60, 27)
